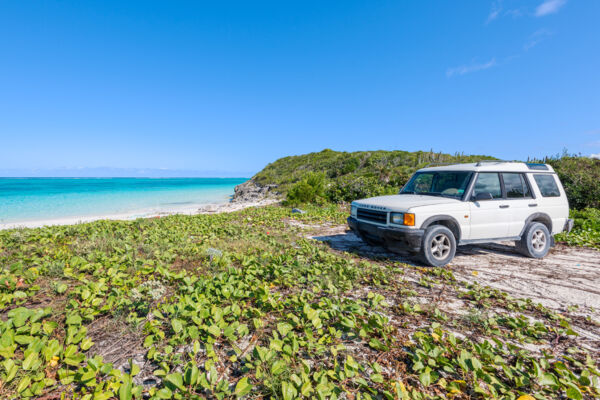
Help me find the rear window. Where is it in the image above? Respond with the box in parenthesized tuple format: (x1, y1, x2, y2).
(533, 174, 560, 197)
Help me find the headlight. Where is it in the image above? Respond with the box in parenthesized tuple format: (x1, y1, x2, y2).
(351, 205, 357, 217)
(390, 212, 415, 226)
(390, 212, 404, 224)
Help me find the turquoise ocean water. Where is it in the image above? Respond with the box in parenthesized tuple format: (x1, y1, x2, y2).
(0, 178, 247, 224)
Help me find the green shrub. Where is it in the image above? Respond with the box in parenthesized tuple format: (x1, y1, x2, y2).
(254, 149, 600, 209)
(556, 207, 600, 248)
(326, 175, 396, 203)
(547, 156, 600, 209)
(285, 172, 327, 205)
(252, 149, 495, 203)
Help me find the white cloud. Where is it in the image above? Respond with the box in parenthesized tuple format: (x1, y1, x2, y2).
(446, 58, 497, 77)
(524, 29, 552, 50)
(486, 0, 502, 23)
(535, 0, 567, 17)
(590, 153, 600, 159)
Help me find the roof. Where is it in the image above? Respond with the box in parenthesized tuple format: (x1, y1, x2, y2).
(418, 161, 555, 173)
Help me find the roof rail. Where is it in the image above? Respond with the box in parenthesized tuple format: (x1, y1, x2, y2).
(424, 162, 458, 167)
(475, 160, 519, 166)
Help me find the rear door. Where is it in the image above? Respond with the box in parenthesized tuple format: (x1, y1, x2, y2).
(501, 172, 536, 236)
(468, 172, 510, 240)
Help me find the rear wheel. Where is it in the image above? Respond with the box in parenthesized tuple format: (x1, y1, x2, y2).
(419, 225, 456, 267)
(517, 222, 551, 258)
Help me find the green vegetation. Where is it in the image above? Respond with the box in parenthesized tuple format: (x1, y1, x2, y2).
(254, 149, 495, 203)
(285, 173, 327, 206)
(1, 205, 599, 399)
(252, 149, 600, 211)
(557, 208, 600, 249)
(545, 156, 600, 210)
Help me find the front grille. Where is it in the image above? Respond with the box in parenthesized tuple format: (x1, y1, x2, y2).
(356, 208, 387, 224)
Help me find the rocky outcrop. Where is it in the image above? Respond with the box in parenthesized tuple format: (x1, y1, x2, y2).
(232, 180, 279, 203)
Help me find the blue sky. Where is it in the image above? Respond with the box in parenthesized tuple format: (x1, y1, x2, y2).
(1, 0, 598, 176)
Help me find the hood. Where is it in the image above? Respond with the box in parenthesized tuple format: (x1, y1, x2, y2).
(352, 194, 461, 212)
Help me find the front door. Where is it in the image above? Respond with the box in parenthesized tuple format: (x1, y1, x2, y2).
(468, 172, 510, 240)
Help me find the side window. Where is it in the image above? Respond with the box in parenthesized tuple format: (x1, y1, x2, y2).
(473, 173, 502, 199)
(533, 174, 561, 197)
(502, 173, 532, 198)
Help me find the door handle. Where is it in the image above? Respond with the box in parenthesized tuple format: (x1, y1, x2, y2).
(499, 205, 509, 209)
(529, 203, 538, 207)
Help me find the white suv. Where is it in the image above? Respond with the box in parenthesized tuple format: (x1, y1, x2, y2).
(347, 161, 574, 267)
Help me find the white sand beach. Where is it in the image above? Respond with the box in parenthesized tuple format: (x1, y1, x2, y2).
(0, 198, 278, 230)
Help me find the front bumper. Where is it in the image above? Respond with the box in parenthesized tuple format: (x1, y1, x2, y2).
(347, 217, 424, 252)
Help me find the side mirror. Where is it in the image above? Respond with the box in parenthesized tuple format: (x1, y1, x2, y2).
(473, 192, 493, 201)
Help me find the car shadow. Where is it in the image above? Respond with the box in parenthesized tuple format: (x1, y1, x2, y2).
(312, 230, 422, 265)
(312, 230, 526, 265)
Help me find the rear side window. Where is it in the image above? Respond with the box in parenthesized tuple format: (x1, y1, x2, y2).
(473, 173, 502, 199)
(533, 174, 560, 197)
(502, 173, 532, 198)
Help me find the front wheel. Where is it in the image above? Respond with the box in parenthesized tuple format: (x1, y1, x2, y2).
(517, 222, 551, 258)
(419, 225, 456, 267)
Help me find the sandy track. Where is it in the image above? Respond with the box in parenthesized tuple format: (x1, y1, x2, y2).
(310, 224, 600, 318)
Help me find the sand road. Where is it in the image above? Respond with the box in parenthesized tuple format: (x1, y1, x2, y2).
(310, 224, 600, 317)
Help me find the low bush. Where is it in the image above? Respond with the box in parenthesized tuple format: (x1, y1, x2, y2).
(285, 172, 326, 206)
(547, 156, 600, 209)
(556, 207, 600, 248)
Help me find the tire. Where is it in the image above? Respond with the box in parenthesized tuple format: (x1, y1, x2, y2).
(419, 225, 457, 267)
(517, 222, 551, 258)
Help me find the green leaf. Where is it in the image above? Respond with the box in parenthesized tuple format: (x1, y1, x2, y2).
(539, 373, 558, 386)
(3, 359, 17, 382)
(80, 337, 94, 351)
(66, 314, 82, 325)
(171, 319, 183, 333)
(277, 322, 293, 337)
(119, 381, 133, 400)
(271, 360, 287, 375)
(282, 381, 297, 400)
(340, 317, 355, 329)
(165, 373, 185, 390)
(235, 376, 252, 397)
(22, 351, 39, 370)
(55, 283, 68, 294)
(17, 376, 31, 393)
(419, 369, 431, 387)
(566, 383, 583, 400)
(207, 324, 221, 337)
(156, 388, 173, 399)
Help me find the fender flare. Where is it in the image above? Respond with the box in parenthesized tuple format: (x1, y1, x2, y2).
(420, 215, 463, 242)
(519, 212, 553, 237)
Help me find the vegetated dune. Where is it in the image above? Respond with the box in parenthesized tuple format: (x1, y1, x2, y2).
(1, 204, 599, 398)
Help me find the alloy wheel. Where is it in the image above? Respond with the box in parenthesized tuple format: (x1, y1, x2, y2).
(431, 233, 451, 260)
(532, 229, 547, 252)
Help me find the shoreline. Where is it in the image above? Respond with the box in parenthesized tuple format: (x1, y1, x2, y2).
(0, 198, 279, 230)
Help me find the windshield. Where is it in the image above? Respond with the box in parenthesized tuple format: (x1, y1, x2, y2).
(401, 171, 473, 199)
